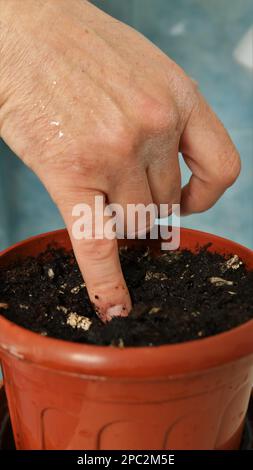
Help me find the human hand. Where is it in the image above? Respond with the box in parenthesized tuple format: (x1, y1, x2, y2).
(0, 0, 240, 321)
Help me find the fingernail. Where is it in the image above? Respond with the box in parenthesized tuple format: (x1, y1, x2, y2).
(106, 304, 128, 320)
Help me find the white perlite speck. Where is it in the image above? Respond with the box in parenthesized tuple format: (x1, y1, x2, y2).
(118, 338, 124, 348)
(57, 305, 68, 314)
(71, 286, 80, 294)
(48, 268, 55, 279)
(191, 311, 200, 317)
(59, 283, 67, 294)
(209, 277, 234, 287)
(149, 307, 161, 315)
(221, 255, 243, 272)
(66, 313, 92, 331)
(71, 284, 86, 294)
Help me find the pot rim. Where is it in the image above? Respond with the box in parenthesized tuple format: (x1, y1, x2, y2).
(0, 228, 253, 378)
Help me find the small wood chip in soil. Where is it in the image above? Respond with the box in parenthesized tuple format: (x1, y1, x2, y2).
(0, 303, 9, 309)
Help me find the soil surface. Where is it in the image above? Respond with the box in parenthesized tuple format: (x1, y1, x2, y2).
(0, 246, 253, 347)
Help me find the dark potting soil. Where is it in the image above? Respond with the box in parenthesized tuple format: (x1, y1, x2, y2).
(0, 245, 253, 347)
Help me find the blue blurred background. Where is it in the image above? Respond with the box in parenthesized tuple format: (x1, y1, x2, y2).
(0, 0, 252, 250)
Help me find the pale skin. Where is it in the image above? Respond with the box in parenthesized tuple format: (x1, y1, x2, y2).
(0, 0, 241, 321)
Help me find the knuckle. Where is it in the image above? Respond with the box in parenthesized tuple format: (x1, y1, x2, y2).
(105, 123, 140, 161)
(214, 149, 241, 187)
(224, 151, 241, 186)
(80, 238, 116, 262)
(139, 93, 180, 136)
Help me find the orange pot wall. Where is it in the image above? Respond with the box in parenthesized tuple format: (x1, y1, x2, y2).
(0, 228, 253, 450)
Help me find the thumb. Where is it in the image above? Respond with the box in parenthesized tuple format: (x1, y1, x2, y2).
(180, 93, 241, 215)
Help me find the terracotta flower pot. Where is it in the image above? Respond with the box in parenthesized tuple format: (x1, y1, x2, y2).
(0, 228, 253, 450)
